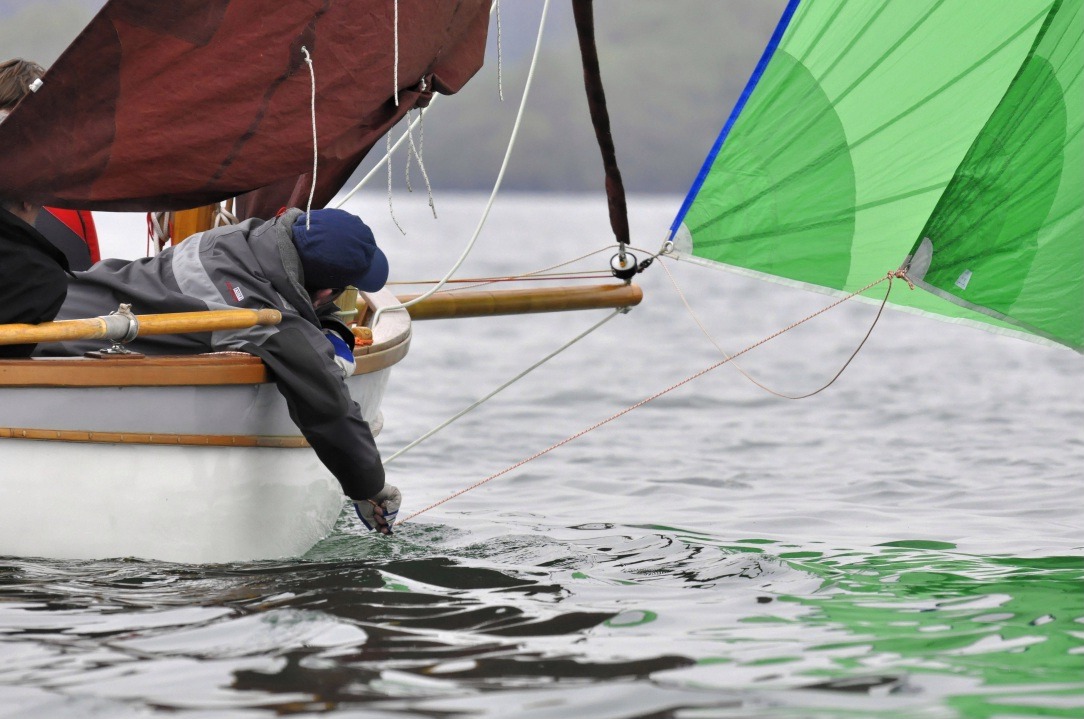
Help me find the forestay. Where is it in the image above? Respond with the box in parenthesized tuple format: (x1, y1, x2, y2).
(669, 0, 1082, 351)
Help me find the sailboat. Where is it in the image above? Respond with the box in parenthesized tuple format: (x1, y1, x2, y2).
(0, 0, 643, 563)
(0, 2, 485, 563)
(0, 0, 1079, 562)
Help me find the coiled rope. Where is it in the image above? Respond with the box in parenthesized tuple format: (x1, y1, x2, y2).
(400, 270, 911, 523)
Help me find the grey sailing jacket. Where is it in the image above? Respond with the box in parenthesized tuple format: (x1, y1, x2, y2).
(39, 208, 385, 501)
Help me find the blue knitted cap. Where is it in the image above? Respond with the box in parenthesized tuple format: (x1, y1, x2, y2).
(291, 209, 389, 292)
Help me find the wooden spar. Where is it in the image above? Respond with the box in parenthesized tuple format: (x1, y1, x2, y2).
(160, 200, 233, 249)
(392, 283, 642, 321)
(0, 308, 281, 346)
(170, 206, 217, 244)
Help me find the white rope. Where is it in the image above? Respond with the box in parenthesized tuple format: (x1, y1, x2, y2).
(333, 0, 502, 207)
(372, 0, 553, 327)
(301, 46, 318, 229)
(404, 78, 437, 218)
(387, 130, 404, 234)
(336, 114, 423, 208)
(393, 0, 400, 107)
(212, 203, 238, 228)
(404, 115, 414, 193)
(147, 212, 170, 255)
(496, 0, 504, 101)
(429, 245, 615, 293)
(384, 308, 622, 464)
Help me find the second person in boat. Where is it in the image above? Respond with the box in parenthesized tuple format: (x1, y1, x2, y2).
(38, 207, 400, 535)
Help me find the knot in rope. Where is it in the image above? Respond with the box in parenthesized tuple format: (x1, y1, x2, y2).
(889, 268, 916, 290)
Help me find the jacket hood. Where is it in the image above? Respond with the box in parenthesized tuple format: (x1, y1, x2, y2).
(247, 208, 318, 324)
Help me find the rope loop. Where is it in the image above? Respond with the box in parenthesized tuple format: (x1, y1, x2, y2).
(404, 76, 436, 218)
(400, 267, 903, 523)
(212, 203, 238, 228)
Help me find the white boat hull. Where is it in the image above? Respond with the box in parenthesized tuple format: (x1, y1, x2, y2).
(0, 443, 345, 563)
(0, 290, 410, 563)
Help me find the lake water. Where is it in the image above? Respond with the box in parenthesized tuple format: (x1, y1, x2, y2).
(2, 194, 1081, 718)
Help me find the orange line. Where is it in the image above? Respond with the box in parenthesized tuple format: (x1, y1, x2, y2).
(0, 427, 309, 448)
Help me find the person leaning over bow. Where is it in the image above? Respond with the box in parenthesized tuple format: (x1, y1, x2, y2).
(37, 207, 400, 534)
(0, 195, 70, 358)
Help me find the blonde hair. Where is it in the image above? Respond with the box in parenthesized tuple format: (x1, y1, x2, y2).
(0, 58, 45, 111)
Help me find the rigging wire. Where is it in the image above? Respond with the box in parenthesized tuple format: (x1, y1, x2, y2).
(404, 77, 437, 218)
(384, 309, 624, 465)
(496, 0, 504, 100)
(654, 254, 914, 399)
(338, 114, 425, 208)
(334, 0, 503, 208)
(400, 270, 910, 524)
(381, 243, 631, 462)
(388, 271, 613, 287)
(371, 0, 554, 328)
(416, 245, 618, 294)
(386, 129, 404, 233)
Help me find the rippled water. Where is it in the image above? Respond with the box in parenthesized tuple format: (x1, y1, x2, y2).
(2, 195, 1082, 717)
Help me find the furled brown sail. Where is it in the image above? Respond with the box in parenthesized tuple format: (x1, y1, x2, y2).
(0, 0, 489, 219)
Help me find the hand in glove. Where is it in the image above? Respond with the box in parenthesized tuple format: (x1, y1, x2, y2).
(353, 484, 401, 535)
(323, 329, 356, 378)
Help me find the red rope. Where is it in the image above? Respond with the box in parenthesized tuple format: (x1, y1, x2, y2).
(400, 271, 908, 523)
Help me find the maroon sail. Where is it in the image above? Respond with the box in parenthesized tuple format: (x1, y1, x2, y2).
(0, 0, 489, 219)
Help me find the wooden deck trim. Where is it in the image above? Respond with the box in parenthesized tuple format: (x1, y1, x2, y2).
(0, 289, 411, 388)
(0, 427, 310, 447)
(0, 353, 269, 387)
(0, 334, 408, 388)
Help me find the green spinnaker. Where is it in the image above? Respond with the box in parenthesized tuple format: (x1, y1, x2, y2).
(908, 0, 1083, 349)
(671, 0, 1082, 350)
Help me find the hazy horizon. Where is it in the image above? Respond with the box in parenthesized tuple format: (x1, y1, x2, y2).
(1, 1, 787, 195)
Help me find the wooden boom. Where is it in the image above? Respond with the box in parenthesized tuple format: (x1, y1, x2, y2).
(394, 283, 642, 321)
(0, 308, 281, 346)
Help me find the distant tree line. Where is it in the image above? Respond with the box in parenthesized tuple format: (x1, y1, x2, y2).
(3, 0, 787, 195)
(382, 1, 787, 194)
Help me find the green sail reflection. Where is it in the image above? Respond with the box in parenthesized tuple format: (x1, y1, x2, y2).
(775, 545, 1084, 717)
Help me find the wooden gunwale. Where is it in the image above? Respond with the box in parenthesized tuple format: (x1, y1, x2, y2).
(0, 334, 410, 388)
(0, 290, 409, 446)
(0, 289, 411, 388)
(0, 427, 311, 448)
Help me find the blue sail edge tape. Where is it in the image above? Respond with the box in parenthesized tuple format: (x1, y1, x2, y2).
(668, 0, 803, 241)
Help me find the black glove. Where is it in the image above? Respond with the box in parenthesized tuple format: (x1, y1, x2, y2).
(353, 484, 401, 534)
